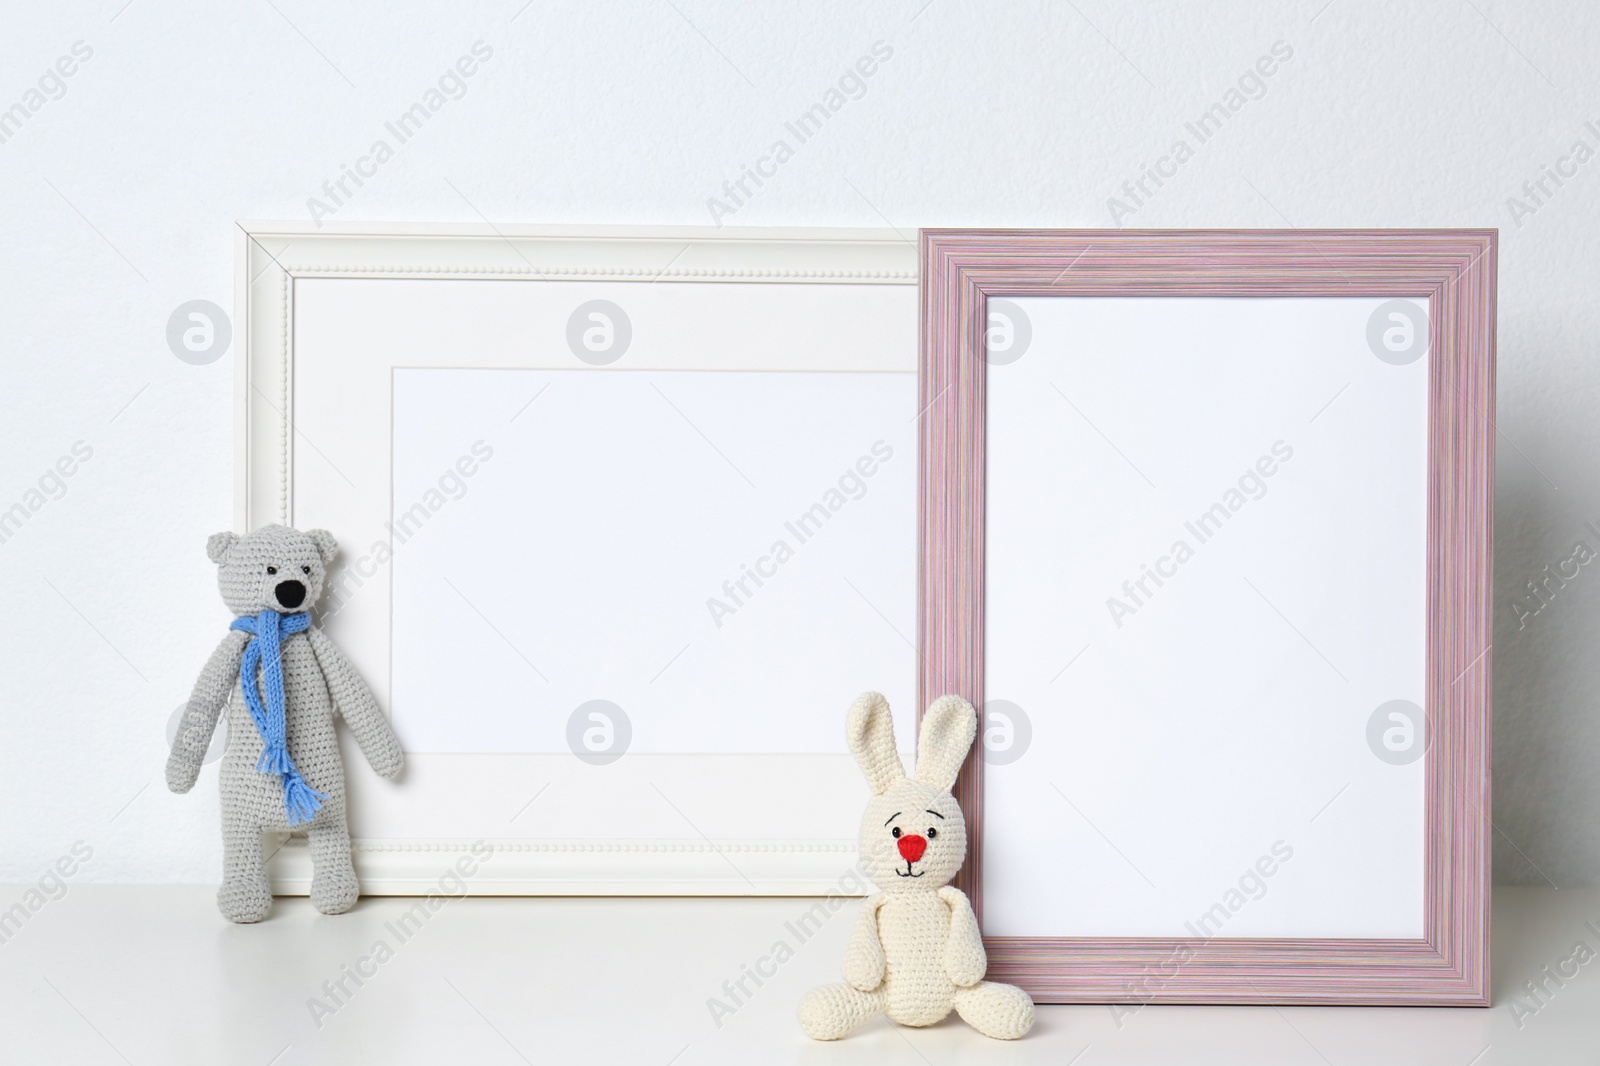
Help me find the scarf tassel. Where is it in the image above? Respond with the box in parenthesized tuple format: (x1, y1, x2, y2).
(282, 772, 329, 826)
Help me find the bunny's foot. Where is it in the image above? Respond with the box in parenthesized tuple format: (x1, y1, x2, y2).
(954, 981, 1035, 1039)
(799, 984, 884, 1040)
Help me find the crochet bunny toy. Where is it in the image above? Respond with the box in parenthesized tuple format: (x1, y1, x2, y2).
(166, 525, 403, 923)
(800, 692, 1035, 1040)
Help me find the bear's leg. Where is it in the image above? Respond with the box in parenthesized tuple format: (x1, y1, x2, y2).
(798, 984, 885, 1040)
(953, 981, 1035, 1040)
(218, 821, 273, 923)
(307, 809, 360, 915)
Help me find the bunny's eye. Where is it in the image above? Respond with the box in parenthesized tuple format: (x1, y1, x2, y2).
(927, 827, 938, 839)
(266, 566, 277, 575)
(890, 827, 901, 838)
(301, 565, 311, 575)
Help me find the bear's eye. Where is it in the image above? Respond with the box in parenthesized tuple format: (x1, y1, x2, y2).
(890, 826, 901, 838)
(301, 565, 311, 575)
(927, 827, 938, 839)
(266, 566, 277, 575)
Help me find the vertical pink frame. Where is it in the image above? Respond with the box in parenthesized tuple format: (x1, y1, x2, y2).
(919, 229, 1495, 1005)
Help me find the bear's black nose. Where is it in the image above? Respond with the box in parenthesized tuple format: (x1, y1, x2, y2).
(274, 580, 306, 609)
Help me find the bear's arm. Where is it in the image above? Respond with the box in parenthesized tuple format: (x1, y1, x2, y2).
(166, 630, 249, 794)
(937, 885, 988, 988)
(306, 627, 404, 779)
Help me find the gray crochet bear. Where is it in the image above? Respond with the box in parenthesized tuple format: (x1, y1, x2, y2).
(167, 525, 403, 923)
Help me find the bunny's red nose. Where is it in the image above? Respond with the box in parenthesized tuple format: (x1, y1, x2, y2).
(897, 834, 927, 863)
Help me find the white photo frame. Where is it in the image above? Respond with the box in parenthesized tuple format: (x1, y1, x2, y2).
(234, 223, 917, 895)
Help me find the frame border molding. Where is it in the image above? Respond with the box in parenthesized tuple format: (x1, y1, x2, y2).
(918, 228, 1495, 1005)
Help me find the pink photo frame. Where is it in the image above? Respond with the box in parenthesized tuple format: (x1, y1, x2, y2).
(918, 229, 1495, 1005)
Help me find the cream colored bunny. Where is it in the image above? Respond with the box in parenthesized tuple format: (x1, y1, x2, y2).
(799, 692, 1035, 1040)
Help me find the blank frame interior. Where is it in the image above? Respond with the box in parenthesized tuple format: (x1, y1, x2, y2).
(390, 366, 914, 755)
(983, 296, 1428, 940)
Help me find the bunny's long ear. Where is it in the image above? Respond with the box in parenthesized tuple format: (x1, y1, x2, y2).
(846, 692, 906, 796)
(914, 694, 977, 793)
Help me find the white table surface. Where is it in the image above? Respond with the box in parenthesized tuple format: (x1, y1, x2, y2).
(0, 886, 1590, 1064)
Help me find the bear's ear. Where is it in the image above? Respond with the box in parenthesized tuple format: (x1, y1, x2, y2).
(206, 531, 239, 565)
(306, 528, 338, 565)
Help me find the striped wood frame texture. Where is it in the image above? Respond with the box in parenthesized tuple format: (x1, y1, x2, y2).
(918, 229, 1495, 1005)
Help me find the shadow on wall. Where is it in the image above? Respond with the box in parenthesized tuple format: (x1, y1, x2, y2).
(1491, 327, 1600, 886)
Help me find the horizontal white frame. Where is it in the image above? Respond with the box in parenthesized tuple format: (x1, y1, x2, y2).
(235, 222, 917, 895)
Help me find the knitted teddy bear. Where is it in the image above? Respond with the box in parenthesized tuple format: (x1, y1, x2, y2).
(799, 692, 1035, 1040)
(166, 525, 403, 923)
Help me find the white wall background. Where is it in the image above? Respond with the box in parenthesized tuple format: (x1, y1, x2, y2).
(1, 0, 1594, 887)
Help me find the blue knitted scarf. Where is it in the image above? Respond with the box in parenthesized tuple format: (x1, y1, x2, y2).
(231, 609, 327, 825)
